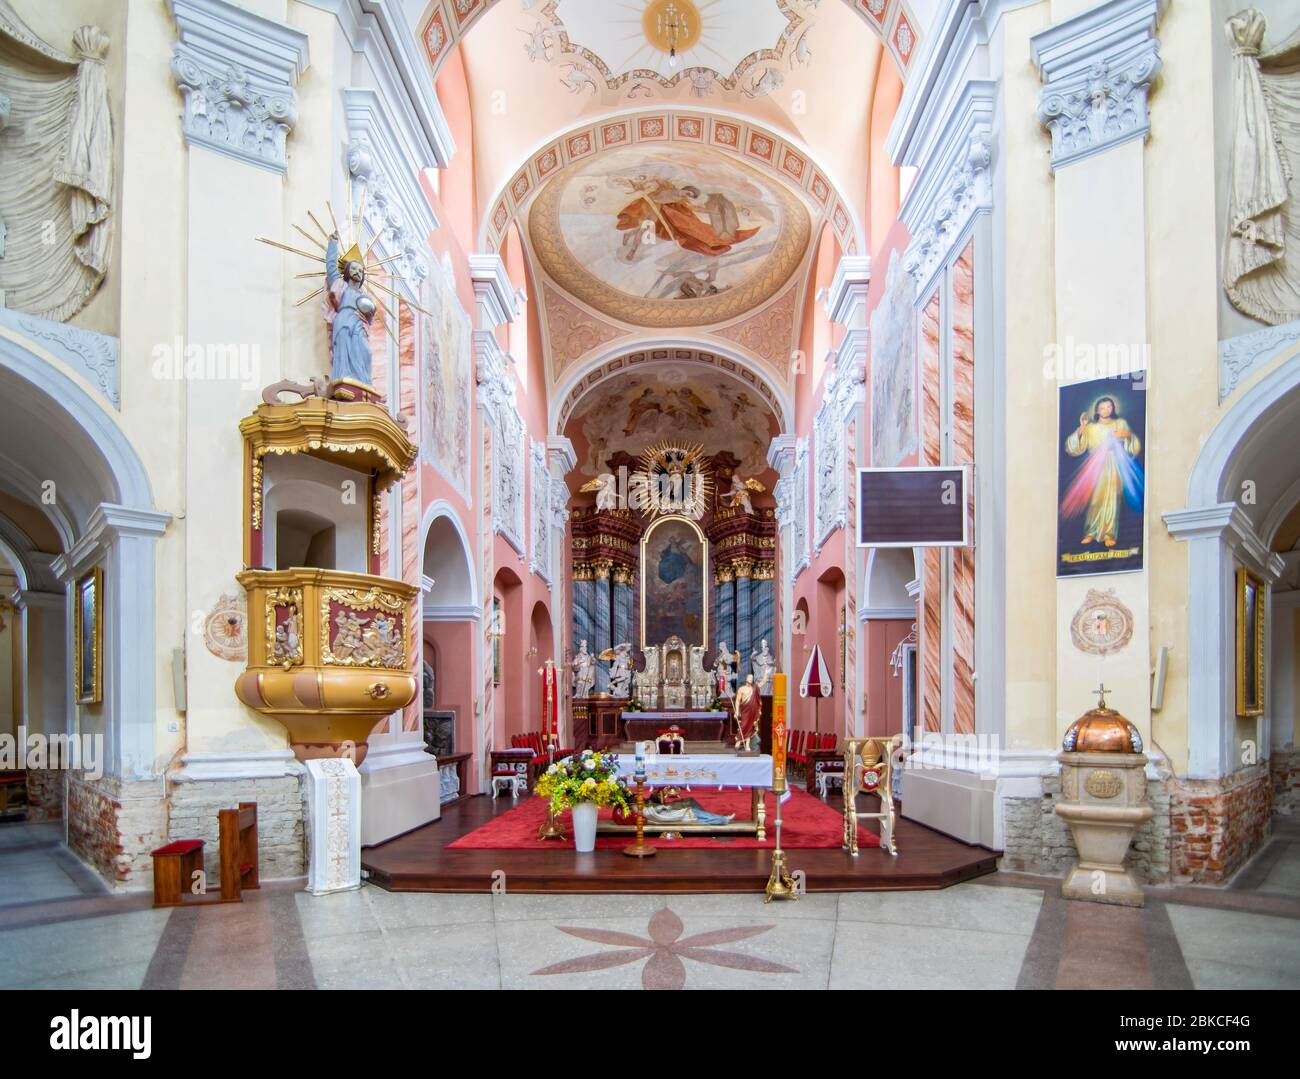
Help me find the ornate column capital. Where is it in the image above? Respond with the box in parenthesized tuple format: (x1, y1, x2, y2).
(766, 434, 798, 478)
(546, 435, 578, 475)
(823, 256, 872, 328)
(469, 253, 519, 329)
(168, 0, 310, 174)
(1031, 0, 1166, 171)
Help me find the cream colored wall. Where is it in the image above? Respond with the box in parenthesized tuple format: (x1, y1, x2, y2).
(1144, 0, 1226, 774)
(997, 0, 1262, 776)
(999, 2, 1056, 755)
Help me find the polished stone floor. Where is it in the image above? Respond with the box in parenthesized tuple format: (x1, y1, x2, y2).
(0, 818, 1296, 990)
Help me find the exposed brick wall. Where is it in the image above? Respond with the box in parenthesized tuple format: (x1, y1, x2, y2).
(23, 769, 65, 822)
(66, 775, 167, 890)
(1271, 747, 1300, 816)
(168, 776, 305, 885)
(1170, 764, 1272, 883)
(999, 770, 1172, 883)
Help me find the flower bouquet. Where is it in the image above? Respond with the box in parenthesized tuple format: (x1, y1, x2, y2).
(535, 749, 631, 852)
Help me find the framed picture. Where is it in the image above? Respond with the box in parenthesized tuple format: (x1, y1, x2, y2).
(491, 598, 503, 687)
(1055, 375, 1146, 577)
(1236, 565, 1266, 717)
(75, 567, 103, 705)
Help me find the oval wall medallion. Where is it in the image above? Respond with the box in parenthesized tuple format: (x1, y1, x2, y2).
(1084, 769, 1123, 799)
(1070, 588, 1134, 656)
(204, 591, 248, 662)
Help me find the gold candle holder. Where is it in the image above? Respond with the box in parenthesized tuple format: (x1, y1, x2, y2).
(765, 781, 797, 902)
(623, 776, 657, 858)
(537, 806, 566, 842)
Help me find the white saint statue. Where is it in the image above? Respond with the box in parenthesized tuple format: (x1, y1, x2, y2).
(607, 641, 633, 697)
(571, 639, 596, 699)
(713, 641, 738, 697)
(750, 638, 776, 695)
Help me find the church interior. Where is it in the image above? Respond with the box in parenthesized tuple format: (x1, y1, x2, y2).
(0, 0, 1297, 1008)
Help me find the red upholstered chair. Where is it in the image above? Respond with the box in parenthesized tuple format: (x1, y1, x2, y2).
(490, 749, 534, 799)
(656, 726, 685, 754)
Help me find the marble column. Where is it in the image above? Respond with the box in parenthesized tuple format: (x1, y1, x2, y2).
(714, 565, 734, 660)
(734, 558, 753, 683)
(612, 566, 633, 650)
(593, 561, 612, 692)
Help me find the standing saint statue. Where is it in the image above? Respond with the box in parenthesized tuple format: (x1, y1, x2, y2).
(733, 674, 762, 753)
(325, 232, 378, 386)
(750, 639, 776, 695)
(570, 639, 595, 699)
(606, 642, 633, 697)
(713, 641, 738, 697)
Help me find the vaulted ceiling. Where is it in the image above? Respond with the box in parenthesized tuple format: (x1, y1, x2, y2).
(403, 0, 930, 396)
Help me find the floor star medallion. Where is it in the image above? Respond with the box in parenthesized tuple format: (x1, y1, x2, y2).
(530, 907, 797, 989)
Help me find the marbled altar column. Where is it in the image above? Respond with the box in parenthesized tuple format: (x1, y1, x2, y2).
(612, 566, 633, 651)
(715, 564, 735, 662)
(751, 567, 776, 690)
(572, 570, 594, 682)
(593, 560, 612, 692)
(734, 558, 754, 683)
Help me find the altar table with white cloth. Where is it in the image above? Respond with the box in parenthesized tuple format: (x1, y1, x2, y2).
(606, 754, 773, 837)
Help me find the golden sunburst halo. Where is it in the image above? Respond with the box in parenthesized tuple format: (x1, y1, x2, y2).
(636, 440, 713, 518)
(255, 175, 429, 345)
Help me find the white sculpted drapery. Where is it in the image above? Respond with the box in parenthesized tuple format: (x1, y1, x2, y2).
(1224, 9, 1300, 326)
(0, 1, 113, 322)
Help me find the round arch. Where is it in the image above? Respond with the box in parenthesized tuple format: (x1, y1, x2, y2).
(0, 329, 168, 782)
(477, 105, 867, 258)
(553, 340, 794, 436)
(419, 1, 922, 106)
(1167, 351, 1300, 779)
(420, 499, 478, 615)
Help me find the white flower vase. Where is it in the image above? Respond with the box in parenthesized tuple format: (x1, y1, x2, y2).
(571, 800, 599, 852)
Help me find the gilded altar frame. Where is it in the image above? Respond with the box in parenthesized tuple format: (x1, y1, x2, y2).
(1235, 565, 1266, 717)
(74, 566, 103, 705)
(639, 514, 708, 651)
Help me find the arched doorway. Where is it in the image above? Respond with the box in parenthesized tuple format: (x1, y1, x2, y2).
(862, 547, 918, 738)
(0, 330, 168, 876)
(528, 599, 554, 732)
(420, 502, 479, 790)
(1164, 354, 1300, 877)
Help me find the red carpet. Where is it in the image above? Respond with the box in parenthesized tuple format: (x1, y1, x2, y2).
(447, 788, 880, 851)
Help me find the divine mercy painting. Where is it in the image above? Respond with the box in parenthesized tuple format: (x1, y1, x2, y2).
(1056, 376, 1146, 577)
(641, 516, 707, 649)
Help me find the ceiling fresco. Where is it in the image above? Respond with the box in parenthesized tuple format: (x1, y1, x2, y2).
(528, 142, 810, 328)
(565, 365, 781, 481)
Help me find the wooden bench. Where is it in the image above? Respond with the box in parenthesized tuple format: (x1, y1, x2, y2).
(151, 801, 259, 908)
(218, 802, 259, 901)
(151, 839, 205, 907)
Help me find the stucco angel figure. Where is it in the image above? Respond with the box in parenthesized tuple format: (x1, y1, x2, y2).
(721, 472, 765, 515)
(325, 231, 378, 385)
(713, 641, 738, 697)
(579, 473, 619, 510)
(750, 638, 775, 695)
(604, 642, 633, 697)
(570, 639, 596, 699)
